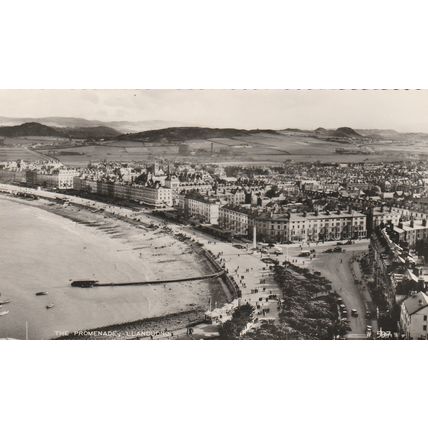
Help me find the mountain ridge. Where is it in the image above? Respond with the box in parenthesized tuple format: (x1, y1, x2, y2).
(0, 122, 120, 139)
(0, 116, 192, 133)
(117, 126, 281, 142)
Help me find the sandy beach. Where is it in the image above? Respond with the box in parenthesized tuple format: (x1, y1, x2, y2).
(0, 194, 227, 339)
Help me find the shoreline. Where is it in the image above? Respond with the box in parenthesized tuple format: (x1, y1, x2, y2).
(54, 309, 205, 340)
(0, 186, 229, 339)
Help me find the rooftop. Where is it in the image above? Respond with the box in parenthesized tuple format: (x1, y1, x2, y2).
(290, 210, 365, 221)
(403, 292, 428, 316)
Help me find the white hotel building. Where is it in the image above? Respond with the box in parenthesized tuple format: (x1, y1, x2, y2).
(179, 192, 220, 224)
(218, 205, 367, 243)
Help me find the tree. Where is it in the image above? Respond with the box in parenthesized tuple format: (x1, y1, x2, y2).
(396, 278, 423, 295)
(218, 320, 241, 339)
(265, 185, 279, 198)
(218, 303, 255, 339)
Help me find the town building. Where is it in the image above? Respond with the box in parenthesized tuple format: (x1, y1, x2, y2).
(369, 227, 399, 308)
(390, 219, 428, 247)
(219, 205, 252, 237)
(215, 188, 246, 205)
(367, 206, 428, 235)
(400, 292, 428, 339)
(250, 209, 366, 243)
(135, 184, 172, 207)
(251, 213, 290, 243)
(0, 168, 26, 184)
(179, 192, 220, 224)
(20, 168, 79, 190)
(177, 182, 212, 194)
(72, 178, 172, 208)
(288, 210, 366, 242)
(57, 169, 80, 189)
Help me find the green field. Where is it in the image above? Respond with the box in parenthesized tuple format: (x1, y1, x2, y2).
(37, 141, 180, 166)
(1, 133, 425, 165)
(0, 146, 47, 162)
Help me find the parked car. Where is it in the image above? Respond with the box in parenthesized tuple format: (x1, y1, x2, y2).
(233, 244, 246, 249)
(351, 309, 358, 317)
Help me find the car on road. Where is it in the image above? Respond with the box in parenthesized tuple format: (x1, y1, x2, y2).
(351, 309, 358, 317)
(233, 244, 246, 249)
(324, 247, 343, 254)
(261, 257, 277, 265)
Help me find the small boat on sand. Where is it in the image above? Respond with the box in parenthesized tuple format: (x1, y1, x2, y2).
(0, 299, 11, 305)
(0, 310, 9, 316)
(46, 304, 55, 309)
(35, 291, 48, 296)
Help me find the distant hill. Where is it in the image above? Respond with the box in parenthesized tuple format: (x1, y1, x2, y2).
(62, 126, 120, 139)
(0, 116, 192, 133)
(0, 122, 62, 137)
(118, 127, 281, 142)
(332, 127, 362, 138)
(311, 126, 364, 141)
(0, 122, 120, 139)
(314, 127, 330, 136)
(282, 128, 305, 132)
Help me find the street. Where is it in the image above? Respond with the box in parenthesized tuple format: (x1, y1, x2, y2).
(279, 241, 369, 339)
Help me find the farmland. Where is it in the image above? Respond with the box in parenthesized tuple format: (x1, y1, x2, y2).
(0, 146, 47, 162)
(1, 131, 427, 166)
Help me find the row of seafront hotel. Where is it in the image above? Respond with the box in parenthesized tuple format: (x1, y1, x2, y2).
(180, 192, 428, 244)
(0, 165, 369, 242)
(0, 168, 80, 190)
(221, 205, 367, 242)
(0, 168, 174, 208)
(4, 165, 428, 244)
(179, 192, 367, 242)
(73, 178, 173, 208)
(252, 209, 367, 242)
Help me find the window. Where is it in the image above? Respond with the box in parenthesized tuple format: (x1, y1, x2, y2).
(424, 325, 427, 331)
(424, 315, 427, 321)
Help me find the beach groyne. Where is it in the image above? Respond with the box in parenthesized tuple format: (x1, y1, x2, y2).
(71, 270, 225, 288)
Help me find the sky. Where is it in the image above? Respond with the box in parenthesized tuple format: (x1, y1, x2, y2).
(1, 89, 428, 132)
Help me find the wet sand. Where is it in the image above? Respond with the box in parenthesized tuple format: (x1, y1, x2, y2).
(0, 195, 226, 339)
